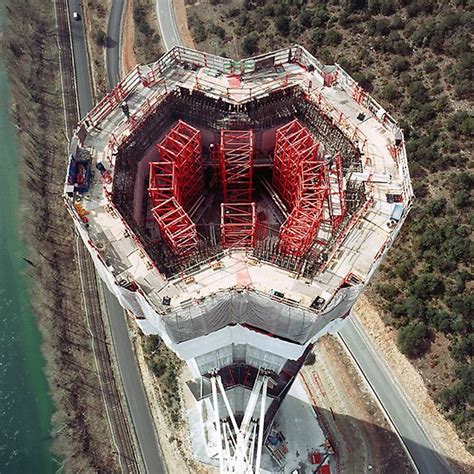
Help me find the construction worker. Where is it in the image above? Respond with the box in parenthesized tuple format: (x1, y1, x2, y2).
(121, 101, 130, 120)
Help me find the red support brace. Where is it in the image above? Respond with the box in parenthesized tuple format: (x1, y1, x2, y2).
(221, 202, 256, 248)
(148, 161, 179, 205)
(148, 121, 203, 255)
(278, 161, 328, 257)
(157, 120, 203, 210)
(220, 130, 254, 203)
(151, 197, 198, 256)
(273, 119, 320, 209)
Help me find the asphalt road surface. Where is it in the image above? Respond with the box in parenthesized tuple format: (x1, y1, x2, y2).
(106, 0, 125, 89)
(103, 288, 165, 474)
(153, 3, 456, 473)
(155, 0, 183, 51)
(67, 0, 93, 117)
(340, 318, 453, 474)
(68, 2, 166, 472)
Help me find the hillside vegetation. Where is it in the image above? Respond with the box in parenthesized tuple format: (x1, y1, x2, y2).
(185, 0, 473, 448)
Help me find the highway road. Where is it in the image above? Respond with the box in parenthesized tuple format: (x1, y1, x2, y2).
(155, 0, 183, 50)
(68, 2, 166, 472)
(153, 3, 455, 473)
(67, 0, 93, 117)
(106, 0, 125, 89)
(103, 288, 165, 474)
(340, 317, 453, 473)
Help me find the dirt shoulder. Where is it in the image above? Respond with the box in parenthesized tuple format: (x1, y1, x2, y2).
(302, 335, 414, 474)
(122, 0, 137, 74)
(173, 0, 195, 48)
(82, 0, 109, 97)
(354, 295, 474, 473)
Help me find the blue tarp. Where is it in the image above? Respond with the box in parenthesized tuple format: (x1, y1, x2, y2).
(390, 204, 404, 222)
(66, 154, 92, 193)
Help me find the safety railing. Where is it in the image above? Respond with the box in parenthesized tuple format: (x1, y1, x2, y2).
(82, 66, 144, 131)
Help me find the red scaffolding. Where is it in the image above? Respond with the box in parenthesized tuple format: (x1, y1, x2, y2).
(157, 120, 203, 210)
(272, 119, 319, 209)
(278, 161, 328, 256)
(148, 161, 179, 204)
(220, 130, 254, 203)
(220, 203, 256, 248)
(148, 121, 202, 255)
(151, 197, 198, 256)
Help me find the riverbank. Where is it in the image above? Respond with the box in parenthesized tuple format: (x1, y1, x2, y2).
(0, 8, 55, 470)
(3, 1, 118, 470)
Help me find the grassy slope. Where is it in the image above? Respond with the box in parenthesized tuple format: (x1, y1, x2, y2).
(186, 0, 473, 449)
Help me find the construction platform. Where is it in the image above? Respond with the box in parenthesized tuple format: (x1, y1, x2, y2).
(64, 45, 412, 473)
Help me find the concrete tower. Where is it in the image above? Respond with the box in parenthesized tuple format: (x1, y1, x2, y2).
(64, 46, 412, 472)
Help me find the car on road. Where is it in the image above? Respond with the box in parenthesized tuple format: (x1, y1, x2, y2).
(73, 11, 81, 21)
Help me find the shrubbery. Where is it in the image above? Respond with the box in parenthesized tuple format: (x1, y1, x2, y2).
(398, 322, 429, 357)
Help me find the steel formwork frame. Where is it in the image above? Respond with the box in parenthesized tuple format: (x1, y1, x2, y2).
(148, 161, 179, 205)
(221, 203, 256, 248)
(272, 119, 320, 209)
(220, 130, 254, 203)
(327, 152, 347, 231)
(157, 120, 203, 210)
(151, 197, 198, 255)
(278, 161, 328, 256)
(148, 121, 202, 255)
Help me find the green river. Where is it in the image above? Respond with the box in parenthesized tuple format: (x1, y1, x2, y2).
(0, 5, 55, 473)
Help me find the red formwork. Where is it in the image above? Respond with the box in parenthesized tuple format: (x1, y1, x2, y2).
(220, 130, 254, 203)
(148, 121, 203, 255)
(151, 197, 198, 256)
(220, 202, 256, 248)
(272, 119, 319, 209)
(327, 153, 347, 231)
(148, 161, 180, 205)
(157, 120, 203, 210)
(278, 161, 328, 257)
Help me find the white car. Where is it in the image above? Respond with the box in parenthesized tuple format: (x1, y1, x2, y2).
(73, 11, 81, 21)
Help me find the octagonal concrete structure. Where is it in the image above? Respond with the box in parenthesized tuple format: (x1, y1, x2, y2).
(64, 45, 413, 472)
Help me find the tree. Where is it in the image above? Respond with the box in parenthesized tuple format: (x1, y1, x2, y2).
(242, 32, 258, 55)
(94, 29, 107, 47)
(275, 15, 290, 36)
(447, 111, 474, 138)
(398, 322, 429, 357)
(300, 9, 312, 28)
(209, 23, 225, 40)
(390, 56, 410, 74)
(382, 82, 400, 102)
(410, 273, 444, 300)
(325, 29, 342, 46)
(145, 334, 161, 354)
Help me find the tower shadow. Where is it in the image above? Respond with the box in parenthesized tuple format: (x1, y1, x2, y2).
(307, 406, 471, 474)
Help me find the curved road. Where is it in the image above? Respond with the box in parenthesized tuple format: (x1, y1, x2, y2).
(340, 318, 451, 474)
(154, 3, 455, 473)
(67, 0, 93, 117)
(68, 1, 166, 472)
(106, 0, 125, 89)
(155, 0, 183, 50)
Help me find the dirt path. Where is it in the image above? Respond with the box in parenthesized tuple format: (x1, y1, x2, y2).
(302, 335, 414, 474)
(354, 295, 474, 473)
(121, 0, 137, 74)
(173, 0, 195, 48)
